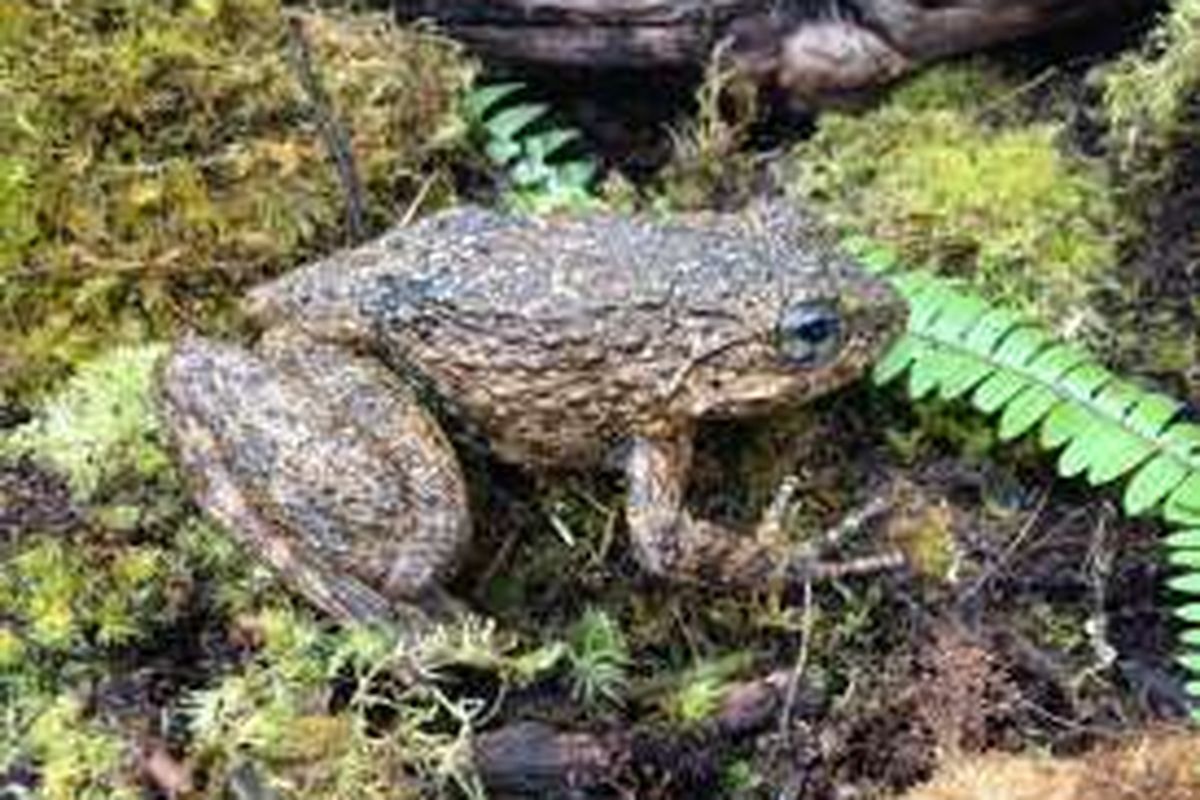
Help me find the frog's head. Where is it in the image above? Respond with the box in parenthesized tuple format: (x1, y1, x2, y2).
(675, 255, 906, 419)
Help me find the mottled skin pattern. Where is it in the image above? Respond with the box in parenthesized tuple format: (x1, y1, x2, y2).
(159, 203, 906, 626)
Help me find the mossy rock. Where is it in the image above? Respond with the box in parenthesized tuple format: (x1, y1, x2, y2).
(0, 0, 474, 400)
(789, 63, 1119, 330)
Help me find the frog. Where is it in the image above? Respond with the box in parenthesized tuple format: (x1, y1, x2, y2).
(158, 202, 907, 627)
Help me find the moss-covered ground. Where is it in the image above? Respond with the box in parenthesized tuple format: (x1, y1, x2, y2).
(2, 1, 1199, 798)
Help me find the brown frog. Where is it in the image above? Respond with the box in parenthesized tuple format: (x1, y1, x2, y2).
(158, 203, 906, 626)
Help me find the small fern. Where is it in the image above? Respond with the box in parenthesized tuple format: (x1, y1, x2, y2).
(847, 238, 1200, 710)
(462, 81, 598, 213)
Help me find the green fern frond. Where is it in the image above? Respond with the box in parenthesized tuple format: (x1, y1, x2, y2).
(868, 266, 1200, 517)
(462, 80, 598, 212)
(849, 237, 1200, 710)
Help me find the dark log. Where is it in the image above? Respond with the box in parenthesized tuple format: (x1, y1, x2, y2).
(396, 0, 1148, 101)
(398, 0, 781, 68)
(472, 669, 823, 796)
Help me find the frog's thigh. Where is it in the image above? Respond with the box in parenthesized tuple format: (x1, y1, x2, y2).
(160, 334, 471, 622)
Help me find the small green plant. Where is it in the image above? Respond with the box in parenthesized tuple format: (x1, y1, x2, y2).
(654, 45, 759, 210)
(463, 81, 598, 212)
(659, 653, 752, 725)
(851, 238, 1200, 709)
(566, 608, 631, 707)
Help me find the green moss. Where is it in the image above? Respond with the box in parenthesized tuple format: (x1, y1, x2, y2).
(0, 0, 473, 399)
(791, 65, 1118, 327)
(1097, 1, 1199, 391)
(0, 338, 275, 635)
(27, 696, 139, 800)
(1103, 0, 1200, 168)
(0, 535, 178, 651)
(885, 490, 957, 583)
(2, 343, 169, 498)
(0, 339, 277, 794)
(0, 531, 182, 796)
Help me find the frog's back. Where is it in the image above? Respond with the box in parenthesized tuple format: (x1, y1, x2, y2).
(249, 205, 897, 469)
(362, 205, 845, 321)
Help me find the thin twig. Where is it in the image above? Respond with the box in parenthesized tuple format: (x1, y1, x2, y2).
(284, 14, 367, 243)
(399, 171, 439, 227)
(778, 577, 814, 739)
(1074, 505, 1118, 696)
(960, 485, 1051, 601)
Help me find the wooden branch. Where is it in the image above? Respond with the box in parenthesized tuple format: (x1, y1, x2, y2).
(854, 0, 1138, 60)
(396, 0, 777, 67)
(472, 669, 822, 795)
(396, 0, 1147, 100)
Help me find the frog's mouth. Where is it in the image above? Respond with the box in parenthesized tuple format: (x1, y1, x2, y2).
(678, 295, 906, 419)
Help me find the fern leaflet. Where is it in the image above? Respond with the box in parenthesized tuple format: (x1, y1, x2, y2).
(848, 238, 1200, 710)
(462, 80, 598, 212)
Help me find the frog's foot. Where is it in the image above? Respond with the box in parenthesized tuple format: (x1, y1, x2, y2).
(625, 434, 906, 588)
(756, 480, 893, 555)
(159, 331, 472, 629)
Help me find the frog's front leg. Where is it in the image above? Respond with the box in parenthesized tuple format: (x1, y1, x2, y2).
(159, 330, 471, 628)
(624, 433, 905, 587)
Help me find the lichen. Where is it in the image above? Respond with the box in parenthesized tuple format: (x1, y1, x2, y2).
(1, 343, 168, 498)
(185, 611, 556, 799)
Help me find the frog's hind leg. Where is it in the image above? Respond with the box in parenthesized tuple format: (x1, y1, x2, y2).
(159, 332, 471, 628)
(624, 433, 905, 588)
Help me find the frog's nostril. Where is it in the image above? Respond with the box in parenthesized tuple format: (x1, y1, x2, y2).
(775, 300, 843, 368)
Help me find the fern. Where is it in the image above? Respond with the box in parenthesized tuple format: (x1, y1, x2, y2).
(462, 81, 598, 212)
(847, 238, 1200, 710)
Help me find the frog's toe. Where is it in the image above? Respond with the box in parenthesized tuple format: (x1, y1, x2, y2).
(754, 474, 802, 543)
(771, 491, 905, 583)
(784, 550, 907, 584)
(159, 334, 471, 624)
(625, 434, 907, 589)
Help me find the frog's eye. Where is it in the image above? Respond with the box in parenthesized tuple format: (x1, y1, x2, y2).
(775, 300, 843, 367)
